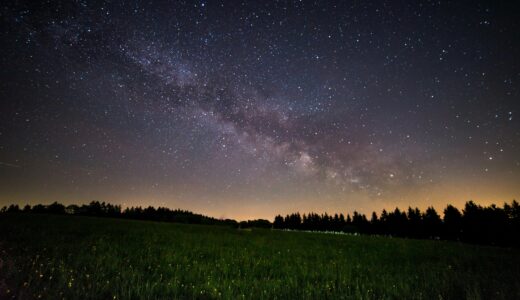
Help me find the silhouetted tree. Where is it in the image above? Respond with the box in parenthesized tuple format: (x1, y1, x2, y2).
(423, 207, 442, 238)
(505, 200, 520, 246)
(239, 219, 271, 229)
(351, 211, 369, 233)
(273, 215, 284, 229)
(443, 205, 462, 240)
(407, 207, 423, 238)
(31, 204, 46, 213)
(47, 202, 65, 214)
(462, 201, 483, 243)
(6, 204, 20, 213)
(387, 208, 408, 237)
(284, 213, 302, 230)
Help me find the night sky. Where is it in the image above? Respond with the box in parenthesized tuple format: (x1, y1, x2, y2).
(1, 1, 519, 220)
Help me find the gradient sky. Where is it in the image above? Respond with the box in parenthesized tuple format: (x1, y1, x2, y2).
(1, 0, 519, 220)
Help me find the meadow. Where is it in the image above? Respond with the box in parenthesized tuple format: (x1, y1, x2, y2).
(1, 213, 519, 299)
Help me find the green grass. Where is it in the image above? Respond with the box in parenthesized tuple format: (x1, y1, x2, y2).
(0, 214, 519, 299)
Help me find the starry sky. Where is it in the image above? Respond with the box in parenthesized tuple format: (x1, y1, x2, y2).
(1, 0, 519, 220)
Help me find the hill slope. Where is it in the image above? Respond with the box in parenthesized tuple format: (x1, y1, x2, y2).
(1, 214, 519, 299)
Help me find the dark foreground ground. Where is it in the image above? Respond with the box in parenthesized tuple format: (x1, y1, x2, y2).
(0, 214, 519, 299)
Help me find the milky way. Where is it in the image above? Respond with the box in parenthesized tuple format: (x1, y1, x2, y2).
(1, 1, 519, 219)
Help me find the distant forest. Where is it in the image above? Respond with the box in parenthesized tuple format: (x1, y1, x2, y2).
(2, 200, 519, 247)
(274, 201, 520, 247)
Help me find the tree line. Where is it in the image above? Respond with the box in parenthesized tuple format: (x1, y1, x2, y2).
(274, 200, 520, 247)
(2, 200, 519, 247)
(0, 201, 239, 227)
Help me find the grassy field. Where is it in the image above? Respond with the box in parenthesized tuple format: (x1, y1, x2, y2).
(0, 214, 519, 299)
